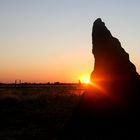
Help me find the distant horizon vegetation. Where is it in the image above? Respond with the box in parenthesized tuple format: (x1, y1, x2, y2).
(0, 79, 89, 85)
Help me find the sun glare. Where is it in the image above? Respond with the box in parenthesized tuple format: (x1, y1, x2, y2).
(83, 79, 90, 84)
(79, 75, 90, 84)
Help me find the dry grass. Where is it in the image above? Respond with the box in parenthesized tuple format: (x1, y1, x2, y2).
(0, 84, 86, 140)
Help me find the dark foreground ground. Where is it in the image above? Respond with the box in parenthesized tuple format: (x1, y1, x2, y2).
(0, 84, 86, 140)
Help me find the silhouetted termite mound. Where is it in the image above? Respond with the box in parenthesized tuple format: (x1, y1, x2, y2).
(91, 18, 139, 82)
(58, 18, 140, 140)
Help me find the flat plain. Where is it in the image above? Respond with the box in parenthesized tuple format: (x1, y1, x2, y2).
(0, 84, 86, 140)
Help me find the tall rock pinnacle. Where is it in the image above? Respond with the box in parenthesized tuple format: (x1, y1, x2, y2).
(91, 18, 139, 82)
(58, 19, 140, 139)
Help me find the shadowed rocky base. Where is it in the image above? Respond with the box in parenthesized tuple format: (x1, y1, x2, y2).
(58, 81, 140, 139)
(57, 19, 140, 139)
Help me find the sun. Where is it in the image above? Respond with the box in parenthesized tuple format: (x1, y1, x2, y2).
(83, 79, 90, 84)
(79, 74, 90, 84)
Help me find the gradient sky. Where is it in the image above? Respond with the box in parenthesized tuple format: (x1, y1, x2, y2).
(0, 0, 140, 83)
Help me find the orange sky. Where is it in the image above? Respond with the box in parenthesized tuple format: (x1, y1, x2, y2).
(0, 0, 140, 83)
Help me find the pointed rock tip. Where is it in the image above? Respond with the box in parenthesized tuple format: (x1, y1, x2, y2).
(94, 18, 105, 26)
